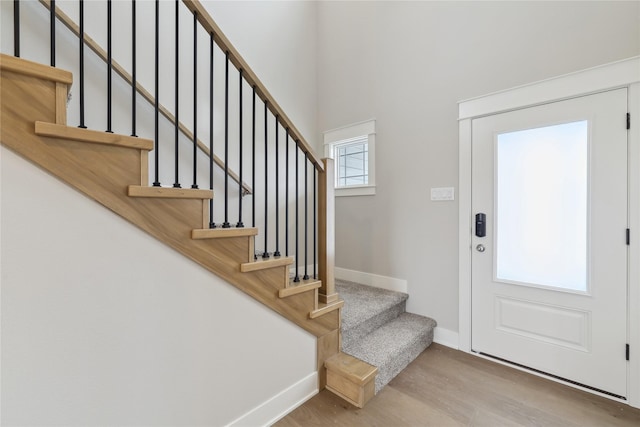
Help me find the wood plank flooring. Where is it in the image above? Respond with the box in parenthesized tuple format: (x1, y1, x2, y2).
(275, 344, 640, 426)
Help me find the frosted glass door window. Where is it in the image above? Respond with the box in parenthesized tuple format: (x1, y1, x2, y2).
(495, 121, 588, 292)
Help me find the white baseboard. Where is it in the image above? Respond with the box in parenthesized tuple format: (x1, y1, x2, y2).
(434, 327, 459, 350)
(335, 267, 408, 293)
(226, 372, 318, 427)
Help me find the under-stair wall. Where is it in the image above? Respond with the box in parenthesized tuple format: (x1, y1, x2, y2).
(1, 146, 317, 425)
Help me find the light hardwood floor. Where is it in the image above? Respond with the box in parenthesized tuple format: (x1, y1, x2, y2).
(275, 344, 640, 426)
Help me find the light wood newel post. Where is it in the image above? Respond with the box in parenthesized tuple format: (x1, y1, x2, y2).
(319, 158, 338, 303)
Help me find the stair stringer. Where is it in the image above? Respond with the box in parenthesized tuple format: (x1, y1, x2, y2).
(0, 56, 340, 370)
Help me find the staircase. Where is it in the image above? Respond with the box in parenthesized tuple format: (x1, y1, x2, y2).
(325, 279, 436, 407)
(2, 0, 439, 415)
(0, 52, 342, 390)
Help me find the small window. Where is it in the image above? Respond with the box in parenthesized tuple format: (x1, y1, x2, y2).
(335, 137, 368, 187)
(324, 120, 375, 197)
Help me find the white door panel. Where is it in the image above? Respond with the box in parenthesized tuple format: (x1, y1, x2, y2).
(471, 89, 628, 397)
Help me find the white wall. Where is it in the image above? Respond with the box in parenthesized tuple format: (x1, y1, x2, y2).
(0, 147, 317, 426)
(317, 1, 640, 333)
(203, 1, 318, 147)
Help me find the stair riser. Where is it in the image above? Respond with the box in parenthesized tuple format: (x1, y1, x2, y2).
(342, 300, 406, 350)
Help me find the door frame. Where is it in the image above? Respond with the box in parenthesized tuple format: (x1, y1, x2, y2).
(458, 56, 640, 407)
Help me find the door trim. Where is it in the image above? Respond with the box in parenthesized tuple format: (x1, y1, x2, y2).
(458, 56, 640, 408)
(459, 56, 639, 120)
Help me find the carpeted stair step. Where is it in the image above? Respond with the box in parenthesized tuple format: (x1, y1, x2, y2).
(336, 279, 408, 349)
(332, 279, 437, 399)
(343, 312, 437, 393)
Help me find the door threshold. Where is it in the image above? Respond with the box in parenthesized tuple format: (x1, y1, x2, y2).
(473, 350, 627, 402)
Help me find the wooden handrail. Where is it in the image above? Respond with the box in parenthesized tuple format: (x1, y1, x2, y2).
(38, 0, 253, 195)
(182, 0, 324, 172)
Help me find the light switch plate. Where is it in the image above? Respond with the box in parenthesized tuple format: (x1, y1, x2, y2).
(431, 187, 455, 201)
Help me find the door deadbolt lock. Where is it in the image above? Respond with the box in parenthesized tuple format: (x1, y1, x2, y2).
(475, 213, 486, 237)
(476, 244, 486, 253)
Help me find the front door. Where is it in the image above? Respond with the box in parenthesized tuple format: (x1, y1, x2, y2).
(471, 88, 628, 397)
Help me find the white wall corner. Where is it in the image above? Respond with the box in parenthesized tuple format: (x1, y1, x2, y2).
(433, 327, 460, 350)
(334, 267, 408, 294)
(225, 372, 318, 427)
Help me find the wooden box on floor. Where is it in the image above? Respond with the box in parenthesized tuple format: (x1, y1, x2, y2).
(325, 353, 378, 408)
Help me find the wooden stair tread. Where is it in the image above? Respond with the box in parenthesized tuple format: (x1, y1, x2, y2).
(35, 121, 153, 150)
(240, 256, 294, 273)
(325, 353, 378, 384)
(310, 299, 344, 319)
(192, 227, 258, 239)
(128, 185, 213, 199)
(0, 53, 72, 84)
(279, 278, 322, 298)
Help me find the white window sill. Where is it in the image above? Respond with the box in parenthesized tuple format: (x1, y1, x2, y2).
(335, 185, 376, 197)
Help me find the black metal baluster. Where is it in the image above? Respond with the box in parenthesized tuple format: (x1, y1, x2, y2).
(314, 166, 317, 279)
(252, 86, 257, 234)
(303, 157, 309, 280)
(274, 116, 280, 257)
(153, 0, 161, 187)
(131, 0, 136, 136)
(263, 100, 269, 258)
(191, 11, 198, 189)
(173, 0, 180, 187)
(236, 69, 244, 227)
(50, 0, 55, 66)
(78, 0, 86, 129)
(294, 144, 300, 282)
(222, 52, 230, 228)
(13, 0, 19, 57)
(285, 128, 289, 257)
(106, 0, 112, 133)
(208, 33, 215, 228)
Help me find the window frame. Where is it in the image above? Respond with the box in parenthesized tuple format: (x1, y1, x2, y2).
(323, 119, 376, 197)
